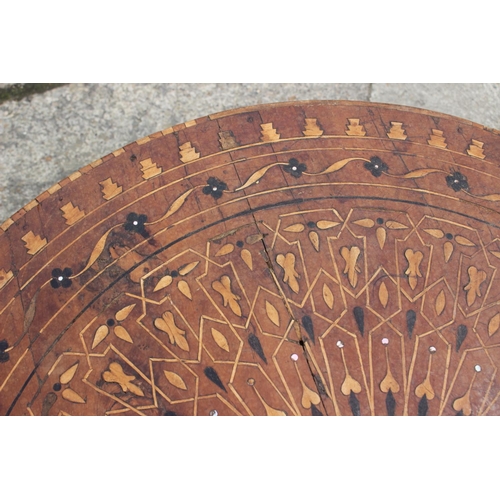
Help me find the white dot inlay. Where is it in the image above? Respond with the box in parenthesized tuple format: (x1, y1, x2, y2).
(291, 353, 299, 361)
(382, 338, 389, 345)
(475, 365, 482, 372)
(336, 340, 344, 349)
(209, 410, 218, 416)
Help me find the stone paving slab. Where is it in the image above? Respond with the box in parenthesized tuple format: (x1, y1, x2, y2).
(371, 83, 500, 130)
(1, 83, 500, 223)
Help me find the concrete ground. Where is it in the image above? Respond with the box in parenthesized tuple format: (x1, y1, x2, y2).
(1, 83, 499, 223)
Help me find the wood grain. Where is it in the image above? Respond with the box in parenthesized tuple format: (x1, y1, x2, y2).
(3, 100, 500, 415)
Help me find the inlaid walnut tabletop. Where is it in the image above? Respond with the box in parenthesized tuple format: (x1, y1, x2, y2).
(3, 100, 500, 416)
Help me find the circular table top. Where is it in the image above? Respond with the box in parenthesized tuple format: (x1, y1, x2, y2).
(2, 100, 500, 416)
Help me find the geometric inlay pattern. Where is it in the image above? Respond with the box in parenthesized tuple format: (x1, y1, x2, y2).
(2, 100, 500, 415)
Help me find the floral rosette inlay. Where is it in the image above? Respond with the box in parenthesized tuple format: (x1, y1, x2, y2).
(50, 268, 73, 289)
(283, 158, 307, 178)
(364, 157, 389, 177)
(446, 171, 469, 192)
(203, 177, 227, 199)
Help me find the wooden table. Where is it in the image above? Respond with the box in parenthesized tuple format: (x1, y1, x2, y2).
(2, 100, 500, 416)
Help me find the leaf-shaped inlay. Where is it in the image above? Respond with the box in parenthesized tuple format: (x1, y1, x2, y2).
(115, 304, 136, 322)
(418, 394, 429, 416)
(154, 187, 196, 223)
(423, 229, 444, 239)
(61, 388, 85, 404)
(386, 389, 396, 416)
(265, 300, 280, 327)
(114, 325, 133, 343)
(456, 325, 468, 352)
(163, 370, 187, 391)
(301, 316, 315, 344)
(59, 362, 79, 385)
(452, 392, 472, 416)
(301, 383, 321, 409)
(488, 313, 500, 337)
(385, 220, 408, 230)
(248, 334, 267, 364)
(352, 218, 375, 228)
(379, 282, 389, 308)
(435, 290, 446, 316)
(349, 391, 361, 416)
(316, 220, 340, 229)
(320, 157, 359, 174)
(241, 249, 253, 270)
(406, 310, 416, 339)
(376, 227, 386, 249)
(92, 325, 109, 349)
(455, 235, 475, 247)
(154, 275, 173, 292)
(380, 370, 399, 394)
(311, 405, 323, 416)
(323, 283, 334, 309)
(400, 168, 442, 178)
(490, 250, 500, 260)
(341, 374, 362, 396)
(215, 244, 234, 257)
(444, 241, 454, 262)
(353, 306, 364, 336)
(235, 163, 278, 191)
(76, 228, 113, 276)
(23, 290, 38, 335)
(309, 231, 320, 251)
(340, 246, 361, 288)
(473, 193, 500, 202)
(177, 280, 192, 300)
(204, 366, 226, 391)
(211, 328, 230, 352)
(283, 223, 305, 233)
(179, 261, 200, 276)
(415, 378, 434, 400)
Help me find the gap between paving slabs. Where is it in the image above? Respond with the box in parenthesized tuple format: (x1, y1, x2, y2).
(0, 84, 67, 105)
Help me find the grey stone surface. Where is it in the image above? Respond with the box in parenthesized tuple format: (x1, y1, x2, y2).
(1, 83, 500, 224)
(370, 83, 500, 129)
